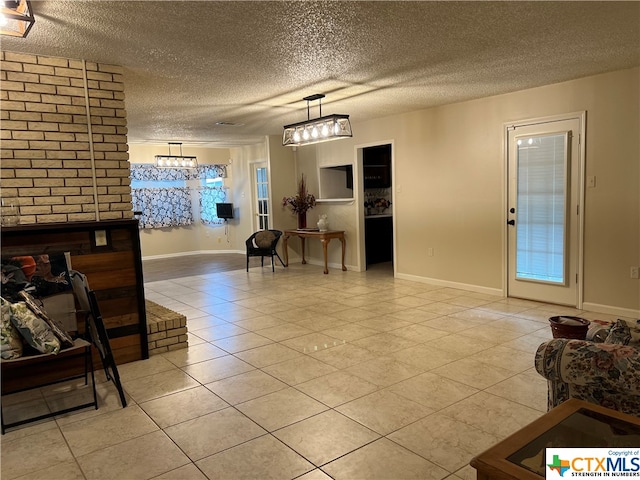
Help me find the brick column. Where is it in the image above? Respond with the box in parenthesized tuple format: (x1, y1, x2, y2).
(0, 51, 132, 224)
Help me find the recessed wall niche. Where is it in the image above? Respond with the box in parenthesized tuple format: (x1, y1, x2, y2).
(318, 165, 354, 200)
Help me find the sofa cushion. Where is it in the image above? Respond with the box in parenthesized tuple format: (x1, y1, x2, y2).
(18, 291, 74, 347)
(604, 318, 640, 346)
(8, 301, 61, 354)
(1, 297, 23, 359)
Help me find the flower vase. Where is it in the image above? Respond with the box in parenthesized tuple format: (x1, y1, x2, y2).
(317, 214, 328, 232)
(297, 213, 307, 229)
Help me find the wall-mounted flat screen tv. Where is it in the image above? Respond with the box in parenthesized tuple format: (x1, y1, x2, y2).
(216, 203, 234, 219)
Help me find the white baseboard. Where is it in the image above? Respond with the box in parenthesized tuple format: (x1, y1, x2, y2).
(582, 302, 640, 319)
(142, 249, 244, 261)
(395, 273, 504, 297)
(393, 274, 639, 316)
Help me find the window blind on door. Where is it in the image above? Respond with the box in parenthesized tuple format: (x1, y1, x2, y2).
(515, 133, 568, 284)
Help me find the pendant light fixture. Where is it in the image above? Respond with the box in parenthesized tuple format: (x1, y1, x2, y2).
(0, 0, 35, 38)
(282, 94, 352, 147)
(154, 142, 198, 168)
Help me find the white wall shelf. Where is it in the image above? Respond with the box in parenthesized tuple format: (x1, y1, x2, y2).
(316, 198, 355, 204)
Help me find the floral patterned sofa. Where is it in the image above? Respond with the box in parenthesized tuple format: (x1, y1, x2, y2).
(535, 318, 640, 417)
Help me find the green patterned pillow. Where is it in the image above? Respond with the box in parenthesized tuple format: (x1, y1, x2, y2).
(604, 319, 640, 346)
(1, 297, 23, 359)
(9, 301, 61, 354)
(18, 291, 74, 347)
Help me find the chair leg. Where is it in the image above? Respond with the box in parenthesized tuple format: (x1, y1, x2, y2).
(246, 254, 249, 272)
(261, 256, 264, 267)
(271, 255, 275, 272)
(274, 251, 286, 268)
(108, 364, 127, 408)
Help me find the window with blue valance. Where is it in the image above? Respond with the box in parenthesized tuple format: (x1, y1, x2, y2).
(130, 164, 228, 229)
(130, 164, 226, 182)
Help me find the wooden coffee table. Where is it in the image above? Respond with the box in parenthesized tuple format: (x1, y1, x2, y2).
(470, 399, 640, 480)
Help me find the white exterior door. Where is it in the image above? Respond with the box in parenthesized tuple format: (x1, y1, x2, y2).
(252, 162, 270, 231)
(507, 116, 584, 306)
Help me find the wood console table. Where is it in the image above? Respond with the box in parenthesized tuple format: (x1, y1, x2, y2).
(283, 229, 347, 274)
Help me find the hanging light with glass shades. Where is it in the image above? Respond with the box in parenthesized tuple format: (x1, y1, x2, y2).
(282, 94, 352, 147)
(154, 142, 198, 168)
(0, 0, 35, 38)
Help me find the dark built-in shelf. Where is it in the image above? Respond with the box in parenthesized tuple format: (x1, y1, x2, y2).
(363, 144, 391, 189)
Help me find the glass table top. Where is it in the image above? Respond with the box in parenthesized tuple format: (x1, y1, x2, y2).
(507, 408, 640, 476)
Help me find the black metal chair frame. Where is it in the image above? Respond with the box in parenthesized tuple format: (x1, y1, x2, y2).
(246, 229, 286, 272)
(70, 270, 126, 409)
(85, 289, 127, 408)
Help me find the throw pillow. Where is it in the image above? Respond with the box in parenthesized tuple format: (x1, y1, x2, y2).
(9, 301, 61, 354)
(604, 319, 640, 346)
(254, 231, 276, 249)
(18, 290, 74, 347)
(1, 297, 23, 359)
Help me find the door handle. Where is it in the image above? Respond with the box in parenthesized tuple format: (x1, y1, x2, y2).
(507, 219, 515, 226)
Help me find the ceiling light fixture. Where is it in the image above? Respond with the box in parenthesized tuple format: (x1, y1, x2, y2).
(0, 0, 35, 38)
(282, 94, 352, 147)
(154, 142, 198, 168)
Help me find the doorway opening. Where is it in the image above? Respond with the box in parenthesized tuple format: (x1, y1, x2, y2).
(363, 144, 393, 270)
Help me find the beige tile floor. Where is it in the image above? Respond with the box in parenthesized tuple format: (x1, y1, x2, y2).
(1, 262, 618, 479)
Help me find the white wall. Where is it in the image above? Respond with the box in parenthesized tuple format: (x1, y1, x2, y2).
(303, 67, 639, 315)
(267, 137, 297, 232)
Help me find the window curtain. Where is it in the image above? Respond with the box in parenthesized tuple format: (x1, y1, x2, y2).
(130, 164, 228, 229)
(200, 187, 227, 225)
(132, 187, 193, 229)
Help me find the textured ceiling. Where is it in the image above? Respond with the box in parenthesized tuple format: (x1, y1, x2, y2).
(2, 1, 639, 146)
